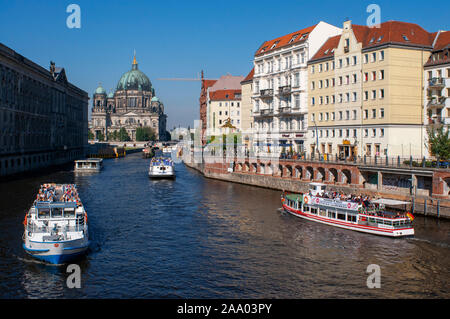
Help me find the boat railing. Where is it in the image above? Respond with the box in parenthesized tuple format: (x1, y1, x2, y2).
(26, 223, 85, 234)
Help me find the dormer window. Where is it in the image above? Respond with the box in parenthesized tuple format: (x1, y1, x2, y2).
(402, 35, 410, 41)
(270, 41, 279, 49)
(324, 49, 329, 54)
(289, 35, 298, 43)
(300, 33, 309, 40)
(377, 35, 384, 42)
(369, 37, 375, 44)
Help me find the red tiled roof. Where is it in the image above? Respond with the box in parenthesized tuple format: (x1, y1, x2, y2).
(209, 89, 241, 101)
(202, 79, 217, 89)
(310, 21, 436, 63)
(362, 21, 434, 49)
(255, 24, 318, 56)
(241, 68, 254, 84)
(309, 35, 341, 61)
(433, 31, 450, 51)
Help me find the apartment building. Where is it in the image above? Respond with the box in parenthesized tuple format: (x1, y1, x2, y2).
(307, 20, 436, 159)
(240, 68, 255, 151)
(208, 89, 242, 136)
(424, 31, 450, 135)
(252, 21, 342, 156)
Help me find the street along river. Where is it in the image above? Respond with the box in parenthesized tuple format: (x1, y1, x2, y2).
(0, 153, 449, 298)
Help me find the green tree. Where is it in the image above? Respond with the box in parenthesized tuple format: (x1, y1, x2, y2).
(136, 127, 156, 141)
(118, 128, 131, 142)
(97, 131, 105, 142)
(88, 130, 94, 140)
(427, 126, 450, 159)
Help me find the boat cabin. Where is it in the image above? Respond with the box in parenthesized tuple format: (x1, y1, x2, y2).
(74, 159, 103, 171)
(309, 183, 327, 196)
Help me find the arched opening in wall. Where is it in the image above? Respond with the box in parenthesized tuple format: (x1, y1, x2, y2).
(342, 169, 352, 185)
(285, 165, 293, 178)
(278, 164, 284, 177)
(244, 162, 250, 172)
(251, 163, 257, 173)
(306, 167, 314, 180)
(329, 168, 338, 183)
(317, 167, 326, 182)
(295, 166, 302, 179)
(259, 163, 265, 174)
(266, 163, 273, 175)
(445, 178, 450, 196)
(236, 163, 242, 172)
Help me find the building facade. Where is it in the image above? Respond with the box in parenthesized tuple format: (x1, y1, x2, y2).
(91, 55, 168, 141)
(307, 20, 436, 159)
(424, 31, 450, 137)
(208, 89, 242, 136)
(0, 43, 88, 176)
(252, 21, 342, 156)
(200, 71, 217, 145)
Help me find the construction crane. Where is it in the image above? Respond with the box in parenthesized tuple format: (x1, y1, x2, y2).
(156, 71, 216, 82)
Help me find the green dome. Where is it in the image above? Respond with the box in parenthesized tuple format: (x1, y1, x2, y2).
(116, 58, 152, 92)
(151, 96, 160, 102)
(95, 86, 107, 95)
(107, 91, 114, 98)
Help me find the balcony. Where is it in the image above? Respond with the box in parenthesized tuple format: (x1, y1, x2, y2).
(254, 109, 274, 118)
(278, 85, 292, 96)
(260, 89, 274, 98)
(278, 107, 292, 115)
(428, 77, 445, 88)
(428, 116, 449, 126)
(428, 96, 446, 108)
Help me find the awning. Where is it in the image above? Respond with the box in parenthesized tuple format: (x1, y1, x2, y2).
(372, 199, 411, 206)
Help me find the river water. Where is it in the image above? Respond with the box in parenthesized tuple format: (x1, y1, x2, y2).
(0, 153, 449, 298)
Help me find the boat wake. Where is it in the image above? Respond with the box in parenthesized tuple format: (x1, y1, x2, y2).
(15, 255, 65, 266)
(406, 237, 450, 249)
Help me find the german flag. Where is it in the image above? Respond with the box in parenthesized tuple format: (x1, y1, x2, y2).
(406, 212, 415, 221)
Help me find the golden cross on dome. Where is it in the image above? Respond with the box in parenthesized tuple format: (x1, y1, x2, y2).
(133, 49, 137, 65)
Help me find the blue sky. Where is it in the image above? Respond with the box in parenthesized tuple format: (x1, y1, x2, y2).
(1, 0, 449, 129)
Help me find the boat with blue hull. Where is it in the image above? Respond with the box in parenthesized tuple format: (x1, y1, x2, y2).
(23, 184, 90, 264)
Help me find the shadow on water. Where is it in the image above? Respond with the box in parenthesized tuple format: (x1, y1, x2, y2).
(0, 153, 449, 298)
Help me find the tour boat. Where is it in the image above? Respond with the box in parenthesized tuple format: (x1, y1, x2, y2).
(281, 183, 414, 237)
(148, 157, 175, 179)
(74, 158, 103, 172)
(23, 184, 90, 264)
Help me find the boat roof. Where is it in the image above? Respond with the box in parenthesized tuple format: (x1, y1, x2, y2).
(309, 182, 327, 187)
(286, 194, 303, 201)
(35, 202, 78, 209)
(75, 158, 103, 163)
(372, 199, 411, 206)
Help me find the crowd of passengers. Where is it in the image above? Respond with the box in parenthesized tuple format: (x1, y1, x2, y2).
(310, 191, 374, 207)
(36, 184, 81, 206)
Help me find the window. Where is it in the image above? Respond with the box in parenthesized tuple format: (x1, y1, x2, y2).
(364, 129, 369, 138)
(353, 110, 357, 119)
(380, 128, 384, 137)
(339, 59, 343, 68)
(373, 129, 377, 137)
(353, 56, 357, 65)
(311, 81, 315, 90)
(364, 91, 368, 100)
(372, 71, 376, 81)
(402, 35, 409, 41)
(353, 129, 357, 138)
(379, 70, 385, 80)
(311, 97, 315, 106)
(353, 92, 357, 102)
(311, 65, 315, 74)
(364, 109, 368, 119)
(380, 108, 384, 118)
(352, 74, 357, 83)
(346, 110, 350, 120)
(372, 52, 377, 62)
(364, 72, 368, 82)
(364, 54, 369, 63)
(380, 89, 385, 99)
(372, 109, 376, 118)
(339, 111, 343, 120)
(319, 64, 323, 72)
(372, 90, 376, 99)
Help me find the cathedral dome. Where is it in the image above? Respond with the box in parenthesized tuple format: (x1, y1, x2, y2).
(116, 55, 152, 92)
(95, 85, 107, 95)
(151, 96, 160, 102)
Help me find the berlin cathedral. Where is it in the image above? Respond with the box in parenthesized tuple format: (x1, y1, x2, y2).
(90, 55, 168, 141)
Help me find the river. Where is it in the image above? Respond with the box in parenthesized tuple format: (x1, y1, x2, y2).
(0, 153, 449, 298)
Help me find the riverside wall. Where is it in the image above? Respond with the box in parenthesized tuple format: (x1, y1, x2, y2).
(184, 157, 450, 219)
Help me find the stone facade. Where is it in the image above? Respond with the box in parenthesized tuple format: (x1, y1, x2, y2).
(0, 43, 88, 177)
(91, 56, 168, 141)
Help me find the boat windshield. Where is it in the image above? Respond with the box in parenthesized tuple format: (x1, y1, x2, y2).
(51, 208, 63, 218)
(38, 209, 50, 219)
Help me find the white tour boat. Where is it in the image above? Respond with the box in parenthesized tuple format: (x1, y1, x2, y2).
(74, 158, 103, 172)
(23, 184, 90, 264)
(281, 183, 414, 237)
(148, 157, 175, 179)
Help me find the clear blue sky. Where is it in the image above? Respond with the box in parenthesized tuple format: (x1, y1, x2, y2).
(1, 0, 449, 129)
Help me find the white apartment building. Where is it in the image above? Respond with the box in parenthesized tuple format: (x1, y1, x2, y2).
(252, 21, 342, 156)
(424, 31, 450, 137)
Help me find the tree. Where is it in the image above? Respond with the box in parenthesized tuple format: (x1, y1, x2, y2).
(118, 128, 131, 142)
(136, 127, 156, 141)
(88, 130, 94, 140)
(97, 131, 105, 142)
(427, 126, 450, 159)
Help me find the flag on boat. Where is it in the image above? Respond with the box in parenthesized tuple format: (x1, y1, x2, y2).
(406, 212, 415, 221)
